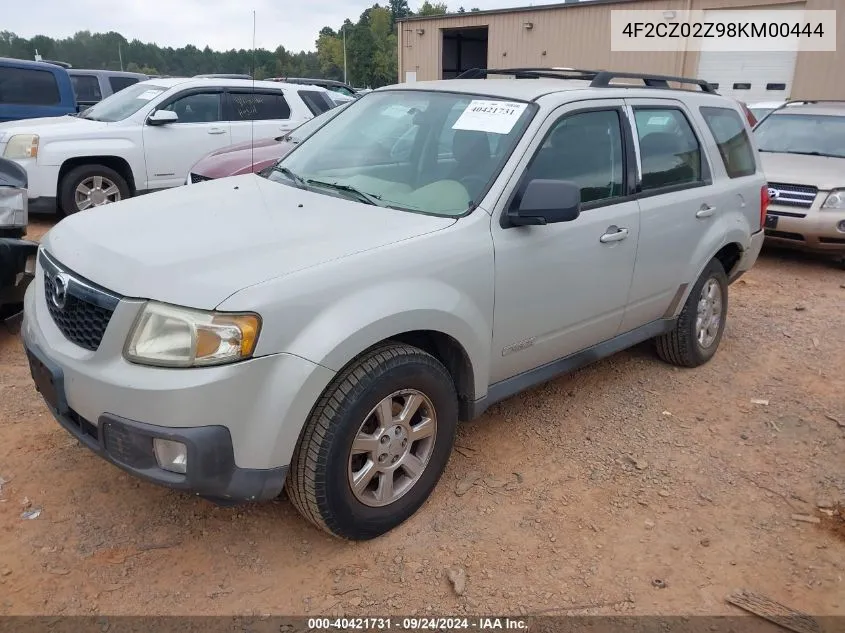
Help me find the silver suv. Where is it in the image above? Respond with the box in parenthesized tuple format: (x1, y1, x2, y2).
(21, 68, 766, 540)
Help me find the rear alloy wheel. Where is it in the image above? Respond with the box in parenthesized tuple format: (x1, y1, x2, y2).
(286, 342, 458, 540)
(655, 258, 728, 368)
(60, 165, 130, 215)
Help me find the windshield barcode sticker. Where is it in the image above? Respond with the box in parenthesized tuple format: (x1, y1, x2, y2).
(452, 100, 528, 135)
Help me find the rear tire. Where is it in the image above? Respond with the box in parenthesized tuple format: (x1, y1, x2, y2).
(655, 259, 728, 368)
(59, 164, 130, 215)
(286, 342, 458, 540)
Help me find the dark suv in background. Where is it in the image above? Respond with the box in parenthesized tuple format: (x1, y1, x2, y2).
(0, 57, 78, 122)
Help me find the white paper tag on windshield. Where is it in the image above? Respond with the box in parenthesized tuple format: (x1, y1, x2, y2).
(452, 100, 528, 135)
(136, 90, 163, 101)
(382, 104, 411, 119)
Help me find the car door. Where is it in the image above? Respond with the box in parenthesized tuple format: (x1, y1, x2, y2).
(226, 89, 297, 146)
(617, 98, 722, 332)
(489, 100, 641, 384)
(141, 88, 230, 190)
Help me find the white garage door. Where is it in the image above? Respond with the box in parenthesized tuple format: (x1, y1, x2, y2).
(696, 8, 801, 104)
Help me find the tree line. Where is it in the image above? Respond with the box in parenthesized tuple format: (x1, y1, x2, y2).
(0, 1, 477, 89)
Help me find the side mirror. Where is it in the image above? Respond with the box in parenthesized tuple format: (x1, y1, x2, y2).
(508, 179, 581, 227)
(147, 109, 179, 126)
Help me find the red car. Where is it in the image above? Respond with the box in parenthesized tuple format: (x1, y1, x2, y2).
(186, 103, 348, 183)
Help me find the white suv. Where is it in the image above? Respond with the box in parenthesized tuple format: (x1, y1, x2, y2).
(23, 68, 766, 540)
(0, 78, 336, 215)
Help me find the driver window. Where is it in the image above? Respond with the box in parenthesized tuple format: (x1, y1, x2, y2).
(523, 109, 625, 205)
(163, 92, 222, 123)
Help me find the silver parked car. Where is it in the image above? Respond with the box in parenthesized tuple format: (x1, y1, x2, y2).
(22, 68, 766, 540)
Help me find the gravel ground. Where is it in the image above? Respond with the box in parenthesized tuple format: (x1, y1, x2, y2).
(1, 218, 843, 617)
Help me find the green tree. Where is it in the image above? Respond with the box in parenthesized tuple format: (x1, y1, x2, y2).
(417, 1, 448, 16)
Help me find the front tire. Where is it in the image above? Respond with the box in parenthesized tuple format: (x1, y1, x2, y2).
(655, 259, 728, 368)
(59, 164, 130, 215)
(286, 342, 458, 540)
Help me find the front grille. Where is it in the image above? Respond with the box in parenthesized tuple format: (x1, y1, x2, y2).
(767, 182, 817, 209)
(819, 237, 845, 245)
(765, 229, 805, 241)
(40, 251, 121, 352)
(190, 172, 213, 184)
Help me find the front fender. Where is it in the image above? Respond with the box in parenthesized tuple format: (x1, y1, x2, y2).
(40, 138, 139, 167)
(276, 279, 492, 401)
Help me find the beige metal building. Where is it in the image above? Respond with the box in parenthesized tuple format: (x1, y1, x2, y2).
(397, 0, 844, 102)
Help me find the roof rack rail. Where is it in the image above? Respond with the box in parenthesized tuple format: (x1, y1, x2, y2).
(456, 67, 601, 81)
(589, 71, 716, 93)
(455, 67, 717, 93)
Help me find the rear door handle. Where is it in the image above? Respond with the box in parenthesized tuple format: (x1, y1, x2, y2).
(599, 226, 629, 243)
(696, 204, 716, 219)
(208, 127, 226, 135)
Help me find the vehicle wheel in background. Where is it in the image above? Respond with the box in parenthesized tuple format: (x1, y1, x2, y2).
(655, 258, 729, 368)
(286, 342, 458, 540)
(59, 165, 130, 215)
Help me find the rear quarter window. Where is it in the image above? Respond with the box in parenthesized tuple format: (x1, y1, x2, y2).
(71, 74, 102, 103)
(700, 106, 757, 178)
(0, 67, 61, 106)
(298, 90, 333, 115)
(109, 76, 141, 93)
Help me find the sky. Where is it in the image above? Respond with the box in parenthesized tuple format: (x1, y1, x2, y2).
(4, 0, 571, 54)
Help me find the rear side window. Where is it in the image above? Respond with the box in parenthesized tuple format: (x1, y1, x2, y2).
(109, 76, 140, 93)
(71, 74, 102, 103)
(229, 92, 291, 120)
(298, 90, 333, 115)
(633, 108, 702, 191)
(700, 106, 757, 178)
(0, 67, 61, 105)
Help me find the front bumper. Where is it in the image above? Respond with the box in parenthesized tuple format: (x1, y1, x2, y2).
(0, 237, 37, 308)
(765, 205, 845, 254)
(21, 260, 336, 502)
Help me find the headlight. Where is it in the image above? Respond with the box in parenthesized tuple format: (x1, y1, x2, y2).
(3, 134, 39, 159)
(0, 187, 27, 227)
(125, 301, 261, 368)
(821, 189, 845, 210)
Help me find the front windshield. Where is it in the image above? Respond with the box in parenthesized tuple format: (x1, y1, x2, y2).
(749, 107, 775, 121)
(754, 112, 845, 158)
(80, 83, 168, 122)
(268, 90, 534, 216)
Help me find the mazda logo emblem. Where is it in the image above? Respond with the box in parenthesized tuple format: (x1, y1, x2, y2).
(768, 187, 780, 200)
(50, 273, 70, 310)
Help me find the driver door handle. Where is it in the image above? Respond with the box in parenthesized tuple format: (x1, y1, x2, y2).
(208, 127, 226, 135)
(696, 204, 716, 218)
(600, 226, 629, 243)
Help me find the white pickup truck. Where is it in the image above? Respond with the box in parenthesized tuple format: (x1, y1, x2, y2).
(0, 77, 336, 215)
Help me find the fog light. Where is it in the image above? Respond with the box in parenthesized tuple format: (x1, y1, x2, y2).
(153, 438, 187, 474)
(837, 220, 845, 233)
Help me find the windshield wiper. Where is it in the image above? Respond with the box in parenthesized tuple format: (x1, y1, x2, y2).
(305, 179, 386, 206)
(271, 166, 308, 189)
(785, 150, 841, 158)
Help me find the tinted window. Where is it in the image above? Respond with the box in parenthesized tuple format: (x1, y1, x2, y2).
(634, 108, 702, 191)
(163, 92, 222, 123)
(109, 76, 140, 93)
(0, 67, 61, 106)
(328, 85, 355, 97)
(71, 75, 102, 103)
(229, 92, 291, 121)
(523, 109, 625, 204)
(298, 90, 333, 115)
(700, 106, 756, 178)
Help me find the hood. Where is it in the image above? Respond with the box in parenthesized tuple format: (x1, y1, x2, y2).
(760, 152, 845, 191)
(0, 115, 110, 139)
(42, 174, 456, 309)
(190, 137, 294, 178)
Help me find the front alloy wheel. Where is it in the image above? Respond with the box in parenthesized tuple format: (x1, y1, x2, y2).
(287, 342, 458, 540)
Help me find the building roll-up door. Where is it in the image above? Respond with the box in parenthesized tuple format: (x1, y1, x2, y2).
(696, 7, 802, 104)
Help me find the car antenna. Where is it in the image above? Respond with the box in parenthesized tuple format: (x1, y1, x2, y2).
(251, 9, 256, 173)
